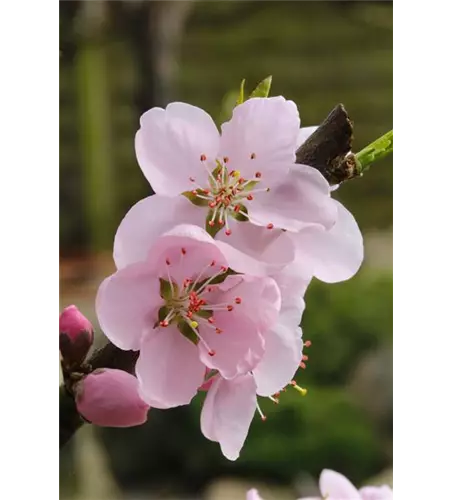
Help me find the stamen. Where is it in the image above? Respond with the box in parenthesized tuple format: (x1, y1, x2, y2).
(250, 152, 256, 159)
(268, 396, 279, 404)
(256, 401, 267, 421)
(304, 340, 312, 348)
(302, 355, 309, 361)
(290, 380, 308, 396)
(200, 154, 207, 162)
(185, 317, 216, 356)
(181, 248, 187, 255)
(223, 156, 229, 164)
(255, 171, 262, 178)
(247, 195, 253, 201)
(300, 362, 307, 369)
(234, 297, 242, 304)
(267, 223, 274, 230)
(215, 328, 223, 334)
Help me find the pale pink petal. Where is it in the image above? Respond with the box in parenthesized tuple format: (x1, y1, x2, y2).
(319, 470, 361, 499)
(213, 275, 281, 332)
(290, 200, 363, 283)
(249, 165, 337, 232)
(198, 313, 265, 379)
(144, 224, 229, 285)
(200, 374, 257, 460)
(271, 267, 310, 318)
(219, 97, 300, 183)
(253, 318, 303, 397)
(216, 222, 295, 276)
(359, 485, 393, 500)
(296, 126, 318, 148)
(114, 195, 206, 269)
(247, 489, 264, 500)
(136, 326, 205, 408)
(136, 103, 220, 196)
(96, 263, 161, 351)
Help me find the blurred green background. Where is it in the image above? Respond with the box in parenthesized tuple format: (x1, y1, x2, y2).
(59, 1, 392, 499)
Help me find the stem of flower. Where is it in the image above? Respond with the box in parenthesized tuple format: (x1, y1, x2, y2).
(355, 129, 393, 174)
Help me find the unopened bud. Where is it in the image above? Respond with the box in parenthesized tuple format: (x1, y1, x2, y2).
(59, 305, 94, 368)
(74, 369, 150, 427)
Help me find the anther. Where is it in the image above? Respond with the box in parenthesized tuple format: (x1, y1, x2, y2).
(208, 221, 215, 227)
(221, 266, 228, 272)
(165, 258, 171, 266)
(234, 205, 241, 212)
(223, 157, 229, 163)
(159, 320, 169, 327)
(210, 260, 216, 266)
(189, 177, 195, 182)
(250, 152, 256, 160)
(304, 340, 312, 348)
(208, 350, 216, 357)
(181, 248, 187, 255)
(247, 195, 254, 201)
(255, 171, 262, 178)
(234, 297, 242, 304)
(208, 201, 217, 208)
(300, 362, 307, 369)
(227, 305, 234, 312)
(302, 355, 309, 361)
(208, 317, 215, 324)
(225, 229, 232, 236)
(267, 223, 274, 230)
(200, 154, 207, 161)
(215, 328, 222, 334)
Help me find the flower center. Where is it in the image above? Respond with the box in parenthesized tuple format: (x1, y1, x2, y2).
(185, 154, 273, 235)
(157, 248, 241, 356)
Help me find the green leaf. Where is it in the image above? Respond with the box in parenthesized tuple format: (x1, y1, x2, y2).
(249, 75, 272, 99)
(205, 214, 222, 238)
(178, 320, 199, 345)
(182, 190, 209, 207)
(237, 79, 246, 105)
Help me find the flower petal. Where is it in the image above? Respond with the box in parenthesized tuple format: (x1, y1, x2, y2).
(144, 224, 229, 286)
(290, 200, 363, 283)
(247, 489, 264, 500)
(359, 485, 393, 500)
(200, 374, 257, 461)
(136, 103, 220, 196)
(214, 274, 281, 333)
(215, 222, 295, 276)
(296, 126, 318, 148)
(248, 165, 337, 232)
(319, 469, 360, 499)
(96, 262, 161, 351)
(198, 312, 265, 379)
(136, 326, 206, 408)
(253, 317, 303, 397)
(114, 195, 206, 270)
(219, 97, 300, 182)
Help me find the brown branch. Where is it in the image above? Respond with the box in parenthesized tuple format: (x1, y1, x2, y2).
(60, 103, 358, 449)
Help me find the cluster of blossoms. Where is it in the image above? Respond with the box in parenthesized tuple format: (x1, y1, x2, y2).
(248, 469, 393, 500)
(64, 93, 364, 460)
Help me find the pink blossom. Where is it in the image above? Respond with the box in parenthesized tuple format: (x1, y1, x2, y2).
(114, 97, 341, 276)
(59, 305, 94, 367)
(74, 369, 149, 427)
(199, 270, 309, 460)
(96, 224, 281, 410)
(247, 469, 392, 500)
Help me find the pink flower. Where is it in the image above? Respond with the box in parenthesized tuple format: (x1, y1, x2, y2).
(74, 368, 150, 427)
(199, 270, 309, 460)
(247, 470, 393, 500)
(96, 224, 281, 410)
(114, 97, 341, 277)
(59, 305, 94, 367)
(300, 469, 393, 500)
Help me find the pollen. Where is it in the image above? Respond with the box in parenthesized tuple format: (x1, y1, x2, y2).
(190, 320, 199, 328)
(232, 170, 241, 178)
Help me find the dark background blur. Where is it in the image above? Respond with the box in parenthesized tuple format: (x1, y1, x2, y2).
(59, 1, 393, 499)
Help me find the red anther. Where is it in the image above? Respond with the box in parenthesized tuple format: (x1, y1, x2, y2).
(225, 229, 232, 236)
(208, 221, 215, 227)
(234, 297, 242, 304)
(219, 220, 225, 226)
(208, 201, 217, 208)
(223, 157, 229, 163)
(208, 317, 215, 324)
(210, 260, 216, 266)
(302, 354, 309, 361)
(227, 305, 234, 312)
(250, 152, 256, 160)
(200, 154, 207, 161)
(304, 340, 312, 347)
(261, 415, 267, 422)
(247, 195, 254, 201)
(221, 266, 228, 272)
(290, 380, 297, 386)
(159, 320, 169, 327)
(274, 392, 280, 398)
(165, 258, 171, 265)
(187, 311, 193, 319)
(255, 171, 262, 178)
(267, 223, 274, 230)
(189, 177, 195, 182)
(203, 189, 210, 194)
(300, 362, 307, 369)
(208, 350, 216, 357)
(215, 328, 223, 334)
(199, 299, 206, 306)
(238, 177, 245, 184)
(234, 205, 241, 212)
(181, 247, 187, 255)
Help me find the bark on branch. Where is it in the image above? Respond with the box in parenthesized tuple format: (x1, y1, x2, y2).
(59, 103, 357, 449)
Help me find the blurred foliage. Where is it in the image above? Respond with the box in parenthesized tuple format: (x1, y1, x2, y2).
(60, 1, 392, 254)
(60, 271, 392, 497)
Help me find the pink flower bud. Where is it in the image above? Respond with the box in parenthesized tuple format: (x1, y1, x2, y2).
(59, 305, 94, 367)
(74, 369, 150, 427)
